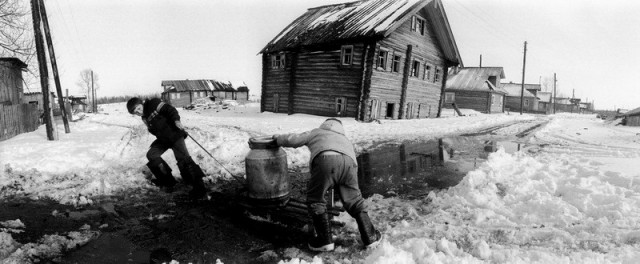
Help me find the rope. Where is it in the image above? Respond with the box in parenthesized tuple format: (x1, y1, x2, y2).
(187, 133, 245, 183)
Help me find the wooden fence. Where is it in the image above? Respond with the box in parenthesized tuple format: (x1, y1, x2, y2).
(0, 103, 40, 141)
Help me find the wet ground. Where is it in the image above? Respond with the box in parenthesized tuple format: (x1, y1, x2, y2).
(0, 120, 548, 264)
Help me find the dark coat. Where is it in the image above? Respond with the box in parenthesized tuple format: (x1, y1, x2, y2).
(142, 98, 186, 144)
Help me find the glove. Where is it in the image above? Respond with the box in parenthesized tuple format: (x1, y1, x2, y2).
(175, 120, 185, 131)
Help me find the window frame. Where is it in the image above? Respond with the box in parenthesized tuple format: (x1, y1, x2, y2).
(445, 92, 455, 103)
(376, 47, 389, 70)
(271, 52, 286, 69)
(335, 96, 347, 116)
(423, 64, 432, 81)
(341, 45, 354, 65)
(411, 15, 426, 35)
(434, 67, 441, 83)
(411, 58, 422, 78)
(391, 54, 402, 73)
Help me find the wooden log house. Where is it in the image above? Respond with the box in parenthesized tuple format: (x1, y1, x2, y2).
(260, 0, 462, 121)
(443, 67, 507, 114)
(501, 82, 540, 113)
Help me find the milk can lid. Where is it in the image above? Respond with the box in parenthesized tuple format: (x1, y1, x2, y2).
(248, 136, 278, 149)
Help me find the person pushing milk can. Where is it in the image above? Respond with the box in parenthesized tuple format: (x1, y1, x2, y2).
(272, 118, 382, 251)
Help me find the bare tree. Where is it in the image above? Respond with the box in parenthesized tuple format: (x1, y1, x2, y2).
(76, 69, 99, 111)
(0, 0, 37, 89)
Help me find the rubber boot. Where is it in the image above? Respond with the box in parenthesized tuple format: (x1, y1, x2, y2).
(308, 213, 334, 252)
(147, 159, 177, 191)
(185, 160, 207, 199)
(177, 162, 193, 185)
(355, 212, 382, 249)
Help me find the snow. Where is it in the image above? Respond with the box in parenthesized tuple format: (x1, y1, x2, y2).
(1, 102, 640, 263)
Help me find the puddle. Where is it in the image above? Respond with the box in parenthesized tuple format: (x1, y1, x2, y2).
(357, 137, 522, 198)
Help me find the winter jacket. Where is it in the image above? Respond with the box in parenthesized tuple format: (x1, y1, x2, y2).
(274, 119, 357, 166)
(142, 98, 186, 144)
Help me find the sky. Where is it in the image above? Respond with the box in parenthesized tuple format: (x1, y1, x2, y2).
(29, 0, 640, 111)
(1, 103, 639, 263)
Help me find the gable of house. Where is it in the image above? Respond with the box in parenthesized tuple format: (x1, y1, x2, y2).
(261, 0, 461, 66)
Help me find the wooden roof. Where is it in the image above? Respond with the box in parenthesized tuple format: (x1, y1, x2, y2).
(260, 0, 462, 66)
(536, 91, 552, 103)
(161, 80, 239, 92)
(624, 106, 640, 117)
(446, 67, 507, 94)
(0, 57, 27, 68)
(500, 83, 538, 98)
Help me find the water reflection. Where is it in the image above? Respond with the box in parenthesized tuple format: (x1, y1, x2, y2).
(357, 138, 521, 198)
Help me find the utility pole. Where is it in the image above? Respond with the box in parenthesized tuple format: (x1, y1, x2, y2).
(553, 73, 557, 114)
(39, 0, 70, 133)
(519, 41, 527, 115)
(91, 70, 96, 113)
(479, 54, 482, 68)
(30, 0, 57, 140)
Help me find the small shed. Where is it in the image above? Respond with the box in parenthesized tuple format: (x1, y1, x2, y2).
(444, 67, 507, 114)
(536, 91, 553, 114)
(553, 97, 579, 113)
(622, 107, 640, 126)
(501, 83, 540, 113)
(0, 57, 39, 141)
(0, 57, 27, 105)
(68, 96, 88, 113)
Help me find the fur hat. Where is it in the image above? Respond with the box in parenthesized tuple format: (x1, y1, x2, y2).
(126, 97, 143, 114)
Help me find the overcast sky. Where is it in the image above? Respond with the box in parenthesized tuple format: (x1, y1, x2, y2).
(38, 0, 639, 111)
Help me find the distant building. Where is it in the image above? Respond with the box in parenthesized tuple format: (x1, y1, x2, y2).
(161, 79, 249, 108)
(501, 82, 540, 113)
(536, 91, 553, 114)
(623, 107, 640, 126)
(444, 67, 506, 114)
(259, 0, 462, 121)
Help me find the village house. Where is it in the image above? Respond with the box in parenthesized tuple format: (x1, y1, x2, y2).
(0, 57, 39, 141)
(259, 0, 462, 121)
(501, 82, 541, 113)
(622, 107, 640, 126)
(443, 67, 507, 114)
(161, 79, 249, 108)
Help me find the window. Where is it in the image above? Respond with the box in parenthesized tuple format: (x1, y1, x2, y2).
(445, 92, 455, 103)
(423, 64, 432, 81)
(271, 53, 285, 69)
(386, 103, 395, 118)
(524, 99, 529, 107)
(411, 59, 421, 78)
(391, 55, 401, 73)
(434, 67, 441, 83)
(411, 16, 426, 35)
(376, 48, 389, 70)
(335, 97, 347, 116)
(341, 45, 353, 65)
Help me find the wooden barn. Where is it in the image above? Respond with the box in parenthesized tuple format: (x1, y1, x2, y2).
(553, 97, 579, 113)
(161, 80, 214, 108)
(210, 81, 249, 102)
(443, 67, 507, 114)
(0, 57, 39, 141)
(623, 107, 640, 126)
(501, 82, 541, 113)
(260, 0, 462, 121)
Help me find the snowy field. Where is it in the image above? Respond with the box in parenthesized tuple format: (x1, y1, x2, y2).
(1, 102, 640, 263)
